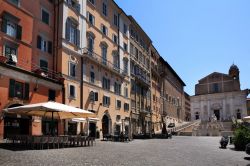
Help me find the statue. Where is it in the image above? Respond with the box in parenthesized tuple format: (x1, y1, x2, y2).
(211, 114, 217, 122)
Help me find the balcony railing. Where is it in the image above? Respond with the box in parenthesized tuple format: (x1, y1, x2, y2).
(0, 54, 63, 83)
(82, 48, 128, 78)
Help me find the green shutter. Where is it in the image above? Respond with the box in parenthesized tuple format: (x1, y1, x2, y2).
(95, 92, 98, 101)
(1, 19, 7, 33)
(48, 41, 52, 54)
(37, 35, 42, 49)
(9, 79, 15, 98)
(16, 24, 22, 40)
(24, 83, 29, 100)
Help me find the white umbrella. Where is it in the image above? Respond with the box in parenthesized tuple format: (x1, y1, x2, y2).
(72, 118, 99, 122)
(243, 116, 250, 122)
(4, 101, 95, 119)
(4, 102, 95, 136)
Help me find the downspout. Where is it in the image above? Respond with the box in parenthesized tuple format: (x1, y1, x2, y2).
(80, 57, 83, 109)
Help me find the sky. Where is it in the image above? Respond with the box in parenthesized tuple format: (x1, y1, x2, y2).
(115, 0, 250, 96)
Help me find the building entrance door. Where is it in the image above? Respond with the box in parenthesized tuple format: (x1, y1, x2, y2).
(214, 110, 220, 120)
(102, 115, 109, 135)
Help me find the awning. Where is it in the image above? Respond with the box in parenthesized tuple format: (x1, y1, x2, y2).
(72, 118, 99, 122)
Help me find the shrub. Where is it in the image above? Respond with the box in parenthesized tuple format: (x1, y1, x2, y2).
(233, 125, 250, 151)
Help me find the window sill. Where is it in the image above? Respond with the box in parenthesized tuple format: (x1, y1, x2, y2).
(103, 105, 109, 108)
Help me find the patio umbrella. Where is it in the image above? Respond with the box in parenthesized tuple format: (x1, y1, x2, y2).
(4, 101, 95, 135)
(243, 116, 250, 122)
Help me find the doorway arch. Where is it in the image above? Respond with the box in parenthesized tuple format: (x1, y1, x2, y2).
(102, 114, 111, 135)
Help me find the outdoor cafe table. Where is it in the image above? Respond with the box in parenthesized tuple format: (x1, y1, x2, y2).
(5, 135, 94, 149)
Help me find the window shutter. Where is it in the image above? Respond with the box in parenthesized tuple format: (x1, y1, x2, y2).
(76, 3, 81, 13)
(9, 79, 15, 98)
(66, 19, 70, 41)
(1, 19, 7, 33)
(108, 97, 110, 106)
(103, 96, 105, 104)
(107, 79, 110, 90)
(16, 24, 22, 40)
(37, 35, 42, 49)
(48, 41, 52, 54)
(95, 92, 98, 101)
(76, 29, 80, 47)
(24, 83, 30, 100)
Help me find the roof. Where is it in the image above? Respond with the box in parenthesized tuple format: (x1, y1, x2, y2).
(128, 15, 152, 44)
(159, 57, 186, 86)
(198, 72, 231, 82)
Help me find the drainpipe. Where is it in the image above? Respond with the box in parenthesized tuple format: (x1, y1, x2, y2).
(80, 57, 83, 109)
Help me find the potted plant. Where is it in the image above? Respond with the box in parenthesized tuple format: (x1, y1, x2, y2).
(0, 56, 7, 63)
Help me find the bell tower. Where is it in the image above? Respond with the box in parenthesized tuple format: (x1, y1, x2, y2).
(229, 64, 239, 80)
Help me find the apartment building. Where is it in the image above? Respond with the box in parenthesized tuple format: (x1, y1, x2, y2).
(247, 98, 250, 116)
(184, 92, 191, 121)
(159, 57, 186, 126)
(129, 16, 152, 135)
(151, 45, 162, 133)
(0, 0, 63, 140)
(83, 0, 131, 138)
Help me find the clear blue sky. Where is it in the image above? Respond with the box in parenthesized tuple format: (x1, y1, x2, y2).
(115, 0, 250, 96)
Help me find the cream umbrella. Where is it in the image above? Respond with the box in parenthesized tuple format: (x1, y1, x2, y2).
(4, 101, 95, 135)
(243, 116, 250, 122)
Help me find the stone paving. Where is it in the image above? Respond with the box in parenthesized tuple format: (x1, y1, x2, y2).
(0, 136, 249, 166)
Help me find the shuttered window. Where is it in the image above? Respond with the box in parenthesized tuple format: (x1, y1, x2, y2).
(9, 79, 29, 100)
(65, 18, 80, 47)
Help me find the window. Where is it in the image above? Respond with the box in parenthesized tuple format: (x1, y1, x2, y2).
(89, 91, 98, 102)
(90, 71, 95, 83)
(87, 35, 94, 52)
(87, 12, 95, 25)
(48, 89, 56, 101)
(131, 100, 135, 108)
(8, 0, 20, 6)
(102, 77, 110, 90)
(124, 87, 128, 98)
(113, 53, 119, 70)
(9, 79, 29, 100)
(124, 103, 129, 111)
(101, 46, 107, 65)
(116, 100, 121, 109)
(123, 59, 128, 74)
(114, 82, 121, 95)
(65, 18, 80, 46)
(1, 15, 22, 40)
(102, 2, 107, 16)
(40, 59, 48, 71)
(195, 112, 200, 120)
(4, 45, 17, 65)
(69, 85, 76, 98)
(88, 0, 95, 5)
(236, 110, 241, 119)
(69, 62, 76, 77)
(103, 96, 110, 107)
(112, 34, 118, 44)
(213, 83, 219, 93)
(123, 43, 128, 52)
(113, 14, 118, 26)
(37, 35, 52, 53)
(123, 24, 127, 34)
(101, 24, 108, 36)
(67, 0, 81, 12)
(41, 9, 50, 25)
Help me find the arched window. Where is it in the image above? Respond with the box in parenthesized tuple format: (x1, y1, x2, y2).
(101, 45, 107, 65)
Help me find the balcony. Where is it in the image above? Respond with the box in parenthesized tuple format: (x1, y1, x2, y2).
(131, 72, 150, 86)
(82, 48, 127, 78)
(0, 54, 63, 83)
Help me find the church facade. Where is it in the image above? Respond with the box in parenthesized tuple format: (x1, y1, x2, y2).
(191, 65, 248, 122)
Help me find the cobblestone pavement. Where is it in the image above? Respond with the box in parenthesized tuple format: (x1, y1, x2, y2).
(0, 136, 249, 166)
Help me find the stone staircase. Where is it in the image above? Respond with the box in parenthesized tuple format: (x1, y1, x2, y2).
(192, 121, 233, 136)
(167, 120, 201, 136)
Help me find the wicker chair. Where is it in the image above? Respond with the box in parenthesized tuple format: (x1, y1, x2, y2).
(47, 137, 54, 149)
(40, 136, 49, 150)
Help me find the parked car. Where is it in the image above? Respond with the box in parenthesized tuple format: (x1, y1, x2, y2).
(168, 123, 175, 128)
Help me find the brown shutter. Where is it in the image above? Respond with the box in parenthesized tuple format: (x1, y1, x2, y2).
(24, 83, 29, 100)
(16, 24, 22, 40)
(9, 79, 15, 98)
